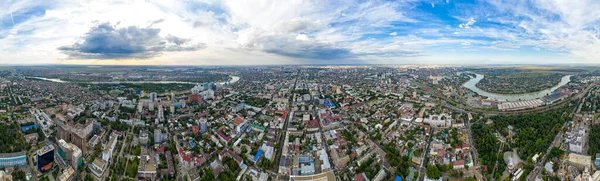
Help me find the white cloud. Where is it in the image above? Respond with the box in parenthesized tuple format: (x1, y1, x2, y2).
(459, 18, 476, 29)
(3, 0, 599, 65)
(296, 34, 309, 41)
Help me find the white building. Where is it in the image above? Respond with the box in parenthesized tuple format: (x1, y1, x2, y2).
(102, 134, 118, 162)
(423, 114, 451, 127)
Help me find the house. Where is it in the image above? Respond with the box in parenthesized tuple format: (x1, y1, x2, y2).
(453, 160, 465, 170)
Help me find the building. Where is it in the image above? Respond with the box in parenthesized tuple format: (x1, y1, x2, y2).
(102, 134, 118, 162)
(71, 146, 82, 170)
(58, 167, 75, 181)
(234, 117, 248, 133)
(452, 160, 465, 170)
(566, 126, 587, 154)
(150, 92, 157, 102)
(58, 139, 72, 162)
(57, 139, 83, 170)
(90, 158, 106, 178)
(188, 94, 203, 103)
(0, 151, 27, 168)
(199, 119, 208, 134)
(568, 153, 592, 170)
(56, 120, 94, 154)
(373, 169, 386, 181)
(595, 153, 600, 169)
(37, 145, 55, 173)
(154, 130, 167, 145)
(498, 99, 545, 111)
(423, 114, 451, 127)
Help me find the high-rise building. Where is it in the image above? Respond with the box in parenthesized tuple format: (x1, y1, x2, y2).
(102, 134, 118, 162)
(71, 146, 82, 170)
(154, 129, 167, 145)
(199, 119, 208, 134)
(149, 102, 155, 111)
(56, 120, 93, 155)
(37, 145, 55, 173)
(150, 92, 157, 102)
(57, 139, 72, 162)
(57, 139, 83, 170)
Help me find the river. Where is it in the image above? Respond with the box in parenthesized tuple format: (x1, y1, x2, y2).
(462, 74, 573, 101)
(29, 75, 240, 85)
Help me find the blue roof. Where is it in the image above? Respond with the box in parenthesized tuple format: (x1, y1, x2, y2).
(394, 176, 402, 181)
(298, 156, 311, 163)
(21, 124, 37, 132)
(189, 140, 195, 147)
(254, 150, 263, 162)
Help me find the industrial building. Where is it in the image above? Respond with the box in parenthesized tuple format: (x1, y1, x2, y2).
(498, 99, 545, 111)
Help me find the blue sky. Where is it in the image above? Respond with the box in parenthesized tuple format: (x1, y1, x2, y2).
(0, 0, 598, 65)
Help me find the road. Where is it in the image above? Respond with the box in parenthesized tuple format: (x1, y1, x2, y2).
(417, 127, 434, 181)
(465, 119, 484, 180)
(272, 69, 300, 176)
(526, 83, 590, 181)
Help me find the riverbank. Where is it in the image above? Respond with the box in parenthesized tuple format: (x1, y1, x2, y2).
(463, 74, 572, 101)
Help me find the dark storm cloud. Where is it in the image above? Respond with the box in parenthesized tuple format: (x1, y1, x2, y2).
(59, 22, 205, 59)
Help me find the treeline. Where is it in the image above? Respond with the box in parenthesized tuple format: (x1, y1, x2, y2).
(491, 108, 568, 159)
(471, 122, 499, 172)
(476, 73, 564, 94)
(240, 95, 269, 108)
(0, 123, 30, 153)
(84, 83, 195, 93)
(589, 125, 600, 160)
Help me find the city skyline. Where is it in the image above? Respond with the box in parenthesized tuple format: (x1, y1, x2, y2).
(2, 0, 600, 65)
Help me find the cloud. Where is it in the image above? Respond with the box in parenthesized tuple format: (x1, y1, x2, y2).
(390, 32, 398, 36)
(237, 28, 353, 60)
(58, 22, 205, 59)
(459, 18, 476, 28)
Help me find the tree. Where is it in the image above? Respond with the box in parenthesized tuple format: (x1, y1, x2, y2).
(12, 170, 25, 181)
(426, 165, 441, 179)
(85, 175, 95, 181)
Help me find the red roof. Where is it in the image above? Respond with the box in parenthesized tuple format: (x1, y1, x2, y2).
(216, 130, 231, 142)
(157, 145, 165, 153)
(179, 148, 192, 162)
(192, 126, 199, 135)
(453, 160, 465, 166)
(234, 117, 245, 126)
(354, 173, 366, 181)
(308, 120, 319, 127)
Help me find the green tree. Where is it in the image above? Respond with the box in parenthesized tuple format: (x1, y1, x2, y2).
(12, 170, 26, 181)
(85, 175, 95, 181)
(426, 165, 441, 179)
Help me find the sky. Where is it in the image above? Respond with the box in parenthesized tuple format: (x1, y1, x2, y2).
(1, 0, 600, 65)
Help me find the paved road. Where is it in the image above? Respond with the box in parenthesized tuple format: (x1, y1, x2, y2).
(526, 84, 589, 181)
(272, 69, 300, 173)
(417, 127, 434, 181)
